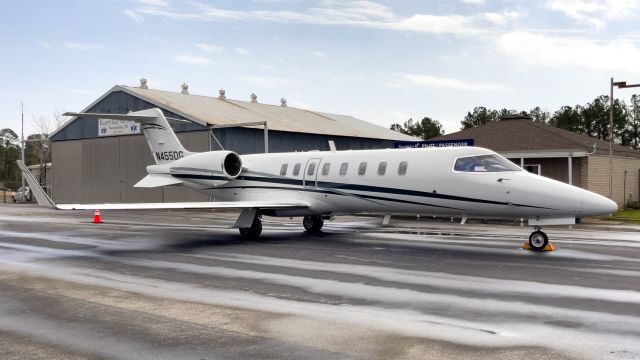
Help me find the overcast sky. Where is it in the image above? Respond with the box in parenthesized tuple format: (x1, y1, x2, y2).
(2, 0, 640, 136)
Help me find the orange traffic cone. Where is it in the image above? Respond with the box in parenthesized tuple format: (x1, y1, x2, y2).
(93, 209, 102, 223)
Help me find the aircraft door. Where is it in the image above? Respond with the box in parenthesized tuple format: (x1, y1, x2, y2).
(303, 158, 322, 188)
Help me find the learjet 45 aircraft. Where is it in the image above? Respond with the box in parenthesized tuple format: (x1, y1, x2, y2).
(18, 108, 617, 250)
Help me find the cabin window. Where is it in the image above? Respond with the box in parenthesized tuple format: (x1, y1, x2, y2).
(454, 155, 520, 172)
(280, 164, 288, 176)
(339, 162, 349, 176)
(358, 162, 367, 176)
(377, 162, 387, 176)
(293, 163, 301, 176)
(398, 161, 408, 176)
(307, 162, 316, 176)
(321, 162, 331, 176)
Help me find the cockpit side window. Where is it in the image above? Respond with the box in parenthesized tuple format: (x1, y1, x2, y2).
(454, 155, 520, 172)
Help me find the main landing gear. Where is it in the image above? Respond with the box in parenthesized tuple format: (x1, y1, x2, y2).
(239, 213, 262, 240)
(303, 215, 324, 233)
(528, 226, 549, 251)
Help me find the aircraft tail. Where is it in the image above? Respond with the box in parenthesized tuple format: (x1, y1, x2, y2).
(64, 108, 191, 164)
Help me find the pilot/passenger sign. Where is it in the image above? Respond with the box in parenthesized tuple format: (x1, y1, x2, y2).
(394, 139, 474, 148)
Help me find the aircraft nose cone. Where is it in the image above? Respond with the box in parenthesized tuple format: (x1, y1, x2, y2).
(583, 192, 618, 216)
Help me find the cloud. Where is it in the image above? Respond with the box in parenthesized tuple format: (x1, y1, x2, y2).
(63, 42, 107, 50)
(176, 54, 212, 65)
(312, 50, 325, 58)
(138, 0, 168, 6)
(460, 0, 486, 4)
(124, 9, 144, 22)
(133, 1, 520, 37)
(239, 75, 294, 87)
(235, 47, 251, 55)
(389, 73, 509, 91)
(38, 42, 52, 49)
(496, 30, 640, 73)
(546, 0, 638, 30)
(195, 43, 224, 52)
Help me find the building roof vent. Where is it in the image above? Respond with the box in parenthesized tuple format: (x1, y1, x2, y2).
(280, 97, 287, 107)
(139, 78, 148, 89)
(181, 83, 189, 95)
(250, 92, 258, 103)
(218, 88, 226, 100)
(500, 114, 531, 121)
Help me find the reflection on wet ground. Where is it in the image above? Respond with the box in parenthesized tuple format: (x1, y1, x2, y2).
(1, 204, 639, 359)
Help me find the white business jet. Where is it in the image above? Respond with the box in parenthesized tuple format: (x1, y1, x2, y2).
(18, 108, 617, 250)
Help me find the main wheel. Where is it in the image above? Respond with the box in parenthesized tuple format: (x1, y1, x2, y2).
(239, 218, 262, 239)
(529, 230, 548, 251)
(303, 215, 324, 232)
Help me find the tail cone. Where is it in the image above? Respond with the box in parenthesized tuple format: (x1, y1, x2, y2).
(93, 209, 102, 223)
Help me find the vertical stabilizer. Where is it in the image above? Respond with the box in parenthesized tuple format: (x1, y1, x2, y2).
(133, 108, 190, 164)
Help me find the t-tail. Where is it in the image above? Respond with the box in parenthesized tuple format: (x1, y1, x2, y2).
(64, 108, 191, 164)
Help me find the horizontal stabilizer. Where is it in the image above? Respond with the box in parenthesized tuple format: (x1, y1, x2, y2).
(134, 175, 183, 188)
(63, 112, 158, 123)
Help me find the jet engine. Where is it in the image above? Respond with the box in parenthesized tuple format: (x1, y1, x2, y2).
(168, 150, 243, 186)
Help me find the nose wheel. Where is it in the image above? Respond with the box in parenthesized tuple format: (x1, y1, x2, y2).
(528, 229, 549, 251)
(303, 215, 324, 232)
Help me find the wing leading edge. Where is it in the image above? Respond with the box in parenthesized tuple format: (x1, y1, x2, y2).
(16, 161, 308, 211)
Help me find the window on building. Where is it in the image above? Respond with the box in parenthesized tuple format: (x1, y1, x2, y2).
(524, 164, 541, 175)
(321, 162, 331, 176)
(377, 162, 387, 176)
(358, 162, 367, 176)
(280, 164, 288, 176)
(398, 161, 408, 176)
(293, 163, 301, 176)
(454, 155, 520, 172)
(339, 162, 349, 176)
(307, 162, 316, 176)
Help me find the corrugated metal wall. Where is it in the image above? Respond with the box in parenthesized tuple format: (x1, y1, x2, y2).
(50, 91, 204, 141)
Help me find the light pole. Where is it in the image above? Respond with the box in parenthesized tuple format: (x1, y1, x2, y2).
(609, 78, 640, 201)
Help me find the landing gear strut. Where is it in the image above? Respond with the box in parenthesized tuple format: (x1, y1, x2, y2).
(303, 215, 324, 232)
(239, 213, 262, 240)
(528, 226, 549, 251)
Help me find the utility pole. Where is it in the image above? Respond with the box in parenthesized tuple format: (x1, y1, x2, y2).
(21, 101, 25, 202)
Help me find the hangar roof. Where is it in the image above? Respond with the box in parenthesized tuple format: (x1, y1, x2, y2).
(431, 119, 640, 158)
(52, 85, 415, 141)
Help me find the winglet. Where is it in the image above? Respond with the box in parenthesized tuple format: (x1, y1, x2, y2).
(16, 161, 58, 209)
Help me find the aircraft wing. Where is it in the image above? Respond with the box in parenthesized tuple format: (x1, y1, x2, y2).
(54, 201, 308, 210)
(16, 160, 308, 211)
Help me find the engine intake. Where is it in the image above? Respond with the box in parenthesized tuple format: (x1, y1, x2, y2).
(223, 152, 242, 179)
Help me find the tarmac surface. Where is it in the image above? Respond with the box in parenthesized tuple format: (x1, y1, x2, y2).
(0, 203, 639, 359)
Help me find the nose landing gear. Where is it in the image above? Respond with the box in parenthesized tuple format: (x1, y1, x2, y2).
(525, 226, 555, 251)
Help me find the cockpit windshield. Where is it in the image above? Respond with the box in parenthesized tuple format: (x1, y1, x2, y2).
(454, 154, 521, 172)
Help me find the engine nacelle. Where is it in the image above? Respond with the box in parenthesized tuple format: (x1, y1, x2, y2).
(168, 150, 242, 186)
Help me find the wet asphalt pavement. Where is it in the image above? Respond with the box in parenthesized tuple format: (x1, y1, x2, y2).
(0, 203, 639, 359)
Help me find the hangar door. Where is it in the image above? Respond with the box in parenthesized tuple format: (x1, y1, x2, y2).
(51, 131, 209, 203)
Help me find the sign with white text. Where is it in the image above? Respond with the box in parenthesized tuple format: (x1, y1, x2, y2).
(394, 139, 474, 148)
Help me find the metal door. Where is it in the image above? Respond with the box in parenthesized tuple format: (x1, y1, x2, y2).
(303, 158, 322, 188)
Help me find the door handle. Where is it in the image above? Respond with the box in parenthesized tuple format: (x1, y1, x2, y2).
(497, 178, 511, 182)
